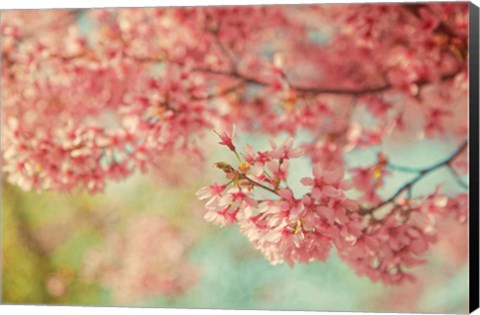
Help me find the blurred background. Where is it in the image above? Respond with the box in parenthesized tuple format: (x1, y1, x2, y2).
(1, 132, 469, 312)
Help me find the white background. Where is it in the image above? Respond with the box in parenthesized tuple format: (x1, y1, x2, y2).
(0, 0, 479, 314)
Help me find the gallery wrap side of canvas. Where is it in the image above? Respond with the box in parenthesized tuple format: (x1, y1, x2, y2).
(469, 1, 480, 313)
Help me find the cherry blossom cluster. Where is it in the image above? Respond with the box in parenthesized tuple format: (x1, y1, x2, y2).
(197, 128, 468, 284)
(2, 4, 469, 192)
(336, 193, 445, 285)
(2, 13, 214, 193)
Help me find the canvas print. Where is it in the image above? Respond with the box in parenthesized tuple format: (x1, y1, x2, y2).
(0, 2, 473, 313)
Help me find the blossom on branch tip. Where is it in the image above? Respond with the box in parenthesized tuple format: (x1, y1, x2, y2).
(214, 125, 236, 152)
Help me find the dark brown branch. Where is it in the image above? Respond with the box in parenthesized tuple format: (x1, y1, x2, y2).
(241, 175, 279, 196)
(360, 140, 468, 215)
(192, 80, 246, 101)
(390, 159, 469, 190)
(257, 70, 460, 96)
(128, 53, 461, 98)
(8, 44, 460, 101)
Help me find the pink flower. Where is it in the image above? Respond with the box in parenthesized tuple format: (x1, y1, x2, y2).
(238, 200, 332, 267)
(301, 165, 347, 201)
(215, 125, 236, 152)
(204, 206, 239, 227)
(195, 183, 226, 209)
(219, 187, 259, 208)
(269, 137, 304, 160)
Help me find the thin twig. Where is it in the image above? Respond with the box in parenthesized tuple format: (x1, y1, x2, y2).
(446, 164, 469, 189)
(360, 140, 468, 214)
(193, 80, 246, 101)
(242, 175, 279, 196)
(387, 164, 424, 174)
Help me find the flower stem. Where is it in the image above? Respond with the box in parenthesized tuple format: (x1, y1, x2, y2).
(241, 175, 279, 196)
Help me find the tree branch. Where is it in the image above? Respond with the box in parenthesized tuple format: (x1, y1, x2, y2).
(390, 159, 469, 190)
(10, 43, 459, 102)
(241, 175, 279, 196)
(446, 164, 469, 189)
(128, 53, 461, 98)
(360, 140, 468, 214)
(192, 80, 246, 101)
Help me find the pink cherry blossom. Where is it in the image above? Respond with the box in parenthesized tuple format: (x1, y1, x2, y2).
(215, 125, 236, 152)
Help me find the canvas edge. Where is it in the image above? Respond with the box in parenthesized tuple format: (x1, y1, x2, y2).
(469, 1, 480, 314)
